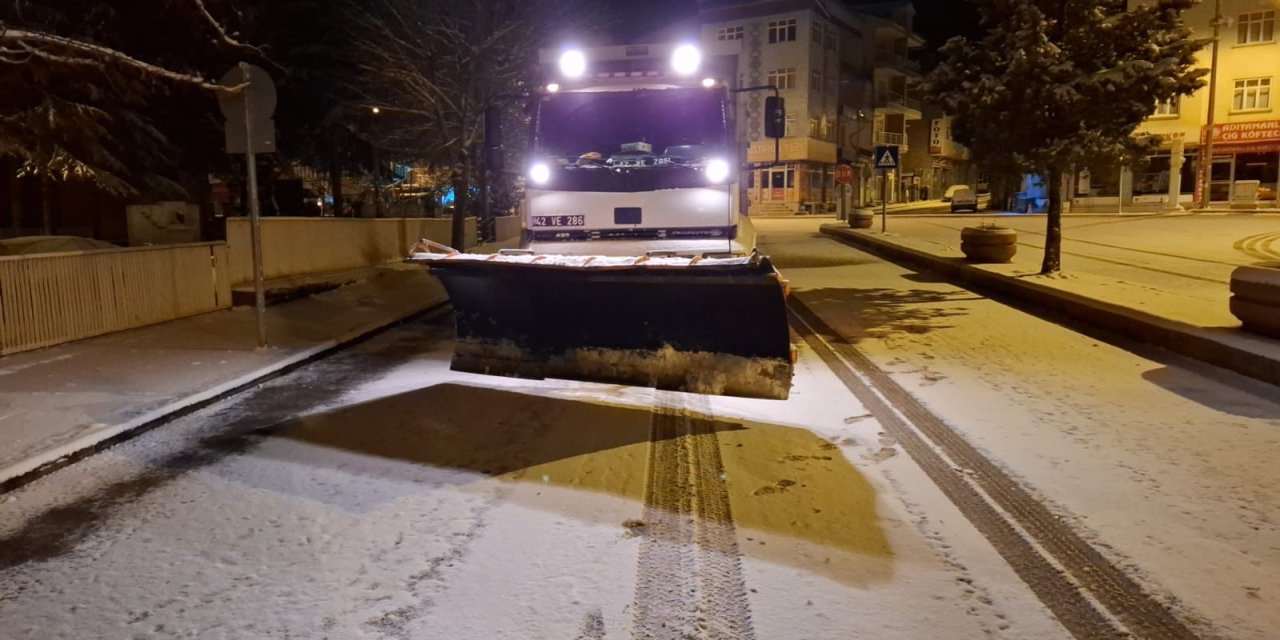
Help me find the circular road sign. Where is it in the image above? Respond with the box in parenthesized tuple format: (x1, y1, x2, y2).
(835, 163, 854, 185)
(218, 63, 276, 122)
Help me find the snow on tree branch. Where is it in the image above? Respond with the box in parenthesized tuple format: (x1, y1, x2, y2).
(0, 28, 226, 90)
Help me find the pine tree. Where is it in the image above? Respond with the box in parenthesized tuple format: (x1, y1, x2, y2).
(0, 0, 255, 225)
(925, 0, 1205, 273)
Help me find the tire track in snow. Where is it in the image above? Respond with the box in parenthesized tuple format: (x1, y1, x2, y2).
(631, 393, 754, 640)
(1234, 232, 1280, 261)
(789, 298, 1204, 640)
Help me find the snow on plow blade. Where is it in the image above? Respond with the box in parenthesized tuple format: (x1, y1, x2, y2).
(407, 248, 794, 400)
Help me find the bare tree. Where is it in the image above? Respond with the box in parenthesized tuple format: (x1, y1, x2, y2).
(349, 0, 599, 248)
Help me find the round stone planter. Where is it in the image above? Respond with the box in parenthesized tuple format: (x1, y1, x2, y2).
(1229, 261, 1280, 338)
(848, 208, 875, 229)
(960, 226, 1017, 263)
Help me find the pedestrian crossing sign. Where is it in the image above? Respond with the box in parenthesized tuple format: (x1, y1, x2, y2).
(874, 145, 900, 170)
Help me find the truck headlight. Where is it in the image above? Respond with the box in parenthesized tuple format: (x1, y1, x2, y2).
(705, 158, 730, 183)
(529, 162, 551, 185)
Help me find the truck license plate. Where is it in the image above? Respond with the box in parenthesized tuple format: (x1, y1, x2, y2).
(532, 215, 585, 227)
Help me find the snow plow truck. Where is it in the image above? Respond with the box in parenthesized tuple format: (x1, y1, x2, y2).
(409, 43, 795, 399)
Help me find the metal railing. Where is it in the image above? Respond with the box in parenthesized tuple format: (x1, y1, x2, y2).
(876, 131, 906, 145)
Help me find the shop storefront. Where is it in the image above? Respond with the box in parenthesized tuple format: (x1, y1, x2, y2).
(745, 162, 838, 214)
(1199, 120, 1280, 205)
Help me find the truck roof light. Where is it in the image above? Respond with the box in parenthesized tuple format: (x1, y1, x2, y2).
(559, 50, 586, 78)
(671, 44, 701, 76)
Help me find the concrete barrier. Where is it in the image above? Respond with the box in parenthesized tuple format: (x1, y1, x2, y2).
(1230, 262, 1280, 338)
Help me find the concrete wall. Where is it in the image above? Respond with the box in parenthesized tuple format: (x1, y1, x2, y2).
(225, 217, 476, 285)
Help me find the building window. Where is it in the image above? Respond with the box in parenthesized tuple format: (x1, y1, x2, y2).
(1238, 11, 1275, 45)
(811, 69, 821, 91)
(716, 25, 743, 41)
(767, 67, 796, 90)
(809, 118, 819, 137)
(1154, 97, 1179, 117)
(827, 27, 837, 51)
(1233, 78, 1272, 111)
(784, 113, 796, 137)
(768, 18, 797, 44)
(812, 22, 824, 47)
(786, 169, 795, 188)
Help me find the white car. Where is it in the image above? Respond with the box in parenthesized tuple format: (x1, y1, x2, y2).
(950, 187, 979, 212)
(942, 184, 971, 202)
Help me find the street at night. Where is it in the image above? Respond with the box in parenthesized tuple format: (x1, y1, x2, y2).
(5, 0, 1280, 638)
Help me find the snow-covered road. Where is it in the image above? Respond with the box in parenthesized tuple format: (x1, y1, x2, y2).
(760, 217, 1280, 640)
(1, 219, 1276, 639)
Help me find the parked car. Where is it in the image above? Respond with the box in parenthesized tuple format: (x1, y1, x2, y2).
(950, 187, 979, 213)
(0, 236, 120, 256)
(942, 184, 971, 202)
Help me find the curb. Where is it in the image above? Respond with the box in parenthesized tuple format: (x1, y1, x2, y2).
(819, 225, 1280, 389)
(0, 294, 451, 495)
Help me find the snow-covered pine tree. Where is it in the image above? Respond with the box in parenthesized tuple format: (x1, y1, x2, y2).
(925, 0, 1205, 273)
(0, 0, 257, 231)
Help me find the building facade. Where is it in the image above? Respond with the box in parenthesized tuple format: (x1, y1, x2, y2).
(903, 107, 980, 201)
(1077, 0, 1280, 212)
(699, 0, 924, 215)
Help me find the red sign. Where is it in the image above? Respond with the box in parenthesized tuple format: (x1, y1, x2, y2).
(1207, 120, 1280, 145)
(835, 164, 854, 185)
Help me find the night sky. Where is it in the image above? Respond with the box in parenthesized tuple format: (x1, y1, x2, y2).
(911, 0, 982, 46)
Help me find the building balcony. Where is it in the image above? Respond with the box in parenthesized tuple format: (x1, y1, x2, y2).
(874, 130, 909, 152)
(876, 131, 906, 146)
(875, 91, 922, 119)
(873, 50, 921, 77)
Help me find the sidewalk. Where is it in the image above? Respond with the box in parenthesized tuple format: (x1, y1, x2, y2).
(817, 215, 1280, 388)
(0, 264, 447, 490)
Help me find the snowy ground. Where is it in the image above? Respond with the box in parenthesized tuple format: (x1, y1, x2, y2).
(759, 217, 1280, 640)
(0, 323, 1065, 639)
(1, 219, 1276, 639)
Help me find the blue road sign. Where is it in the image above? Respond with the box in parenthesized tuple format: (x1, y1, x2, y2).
(874, 145, 900, 170)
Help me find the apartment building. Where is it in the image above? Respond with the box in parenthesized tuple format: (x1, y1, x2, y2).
(699, 0, 924, 214)
(1080, 0, 1280, 211)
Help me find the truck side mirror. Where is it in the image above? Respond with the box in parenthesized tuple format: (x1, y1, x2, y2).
(484, 106, 504, 172)
(763, 96, 786, 139)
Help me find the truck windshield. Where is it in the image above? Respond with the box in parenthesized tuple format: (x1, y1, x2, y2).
(535, 88, 729, 187)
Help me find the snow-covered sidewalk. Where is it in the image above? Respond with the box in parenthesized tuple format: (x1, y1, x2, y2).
(819, 215, 1280, 387)
(0, 264, 446, 489)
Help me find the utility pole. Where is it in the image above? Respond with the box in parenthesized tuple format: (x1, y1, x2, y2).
(1197, 0, 1223, 210)
(241, 63, 267, 349)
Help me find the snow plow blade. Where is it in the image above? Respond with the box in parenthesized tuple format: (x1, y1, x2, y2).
(408, 247, 793, 400)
